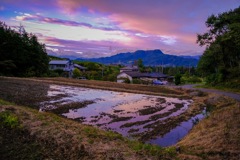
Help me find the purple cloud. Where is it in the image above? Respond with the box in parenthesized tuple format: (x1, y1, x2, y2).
(16, 13, 92, 27)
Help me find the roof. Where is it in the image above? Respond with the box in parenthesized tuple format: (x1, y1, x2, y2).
(147, 72, 168, 78)
(120, 72, 168, 78)
(49, 60, 69, 65)
(122, 71, 147, 78)
(121, 66, 139, 70)
(74, 64, 87, 70)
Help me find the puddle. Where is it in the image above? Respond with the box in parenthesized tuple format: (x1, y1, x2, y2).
(148, 112, 205, 147)
(41, 84, 200, 146)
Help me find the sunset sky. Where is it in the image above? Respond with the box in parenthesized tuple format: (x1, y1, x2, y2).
(0, 0, 239, 58)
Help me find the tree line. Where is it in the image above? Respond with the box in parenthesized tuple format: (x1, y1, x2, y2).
(0, 22, 49, 77)
(197, 6, 240, 88)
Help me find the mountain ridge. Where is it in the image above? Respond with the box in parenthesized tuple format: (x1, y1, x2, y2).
(76, 49, 200, 66)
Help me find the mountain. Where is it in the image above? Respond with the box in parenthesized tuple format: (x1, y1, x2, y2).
(180, 55, 201, 60)
(76, 49, 199, 67)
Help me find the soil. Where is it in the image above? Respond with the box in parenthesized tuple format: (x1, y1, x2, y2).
(0, 77, 208, 143)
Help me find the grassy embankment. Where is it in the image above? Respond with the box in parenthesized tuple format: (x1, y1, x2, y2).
(195, 84, 240, 94)
(0, 99, 178, 160)
(177, 96, 240, 160)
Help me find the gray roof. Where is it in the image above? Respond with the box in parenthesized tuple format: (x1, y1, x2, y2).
(74, 64, 87, 70)
(147, 72, 168, 78)
(122, 72, 168, 78)
(49, 60, 69, 65)
(122, 71, 144, 78)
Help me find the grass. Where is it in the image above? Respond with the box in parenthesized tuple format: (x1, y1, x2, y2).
(1, 77, 239, 159)
(0, 77, 212, 144)
(195, 84, 240, 94)
(0, 101, 180, 159)
(177, 97, 240, 159)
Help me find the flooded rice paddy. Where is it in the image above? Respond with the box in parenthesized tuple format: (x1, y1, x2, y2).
(39, 84, 203, 146)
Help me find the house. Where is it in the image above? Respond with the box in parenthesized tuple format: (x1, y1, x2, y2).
(49, 60, 86, 77)
(49, 60, 72, 71)
(117, 71, 144, 83)
(117, 71, 168, 83)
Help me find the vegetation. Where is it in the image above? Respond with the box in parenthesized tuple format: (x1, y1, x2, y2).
(1, 77, 238, 159)
(0, 22, 49, 77)
(0, 101, 180, 159)
(178, 96, 239, 159)
(197, 7, 240, 89)
(72, 68, 82, 78)
(174, 74, 181, 85)
(73, 61, 120, 81)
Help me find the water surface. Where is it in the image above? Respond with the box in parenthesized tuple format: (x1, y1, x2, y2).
(41, 84, 202, 146)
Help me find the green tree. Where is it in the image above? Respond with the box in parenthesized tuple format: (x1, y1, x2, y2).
(0, 22, 49, 77)
(72, 68, 81, 78)
(197, 7, 240, 85)
(174, 74, 181, 85)
(137, 59, 144, 72)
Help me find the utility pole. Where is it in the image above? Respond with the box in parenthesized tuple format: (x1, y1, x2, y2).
(102, 67, 104, 78)
(162, 61, 163, 73)
(189, 63, 190, 75)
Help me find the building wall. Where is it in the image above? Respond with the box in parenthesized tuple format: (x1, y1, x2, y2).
(117, 73, 133, 82)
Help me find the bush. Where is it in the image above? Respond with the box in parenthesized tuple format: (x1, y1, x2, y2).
(0, 111, 19, 128)
(174, 74, 181, 85)
(48, 70, 59, 77)
(124, 78, 131, 84)
(73, 68, 81, 78)
(132, 79, 142, 84)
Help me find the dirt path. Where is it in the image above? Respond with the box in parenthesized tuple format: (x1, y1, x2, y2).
(176, 84, 240, 101)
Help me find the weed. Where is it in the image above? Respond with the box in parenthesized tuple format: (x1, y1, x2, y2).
(0, 111, 19, 128)
(164, 147, 177, 157)
(0, 99, 14, 105)
(105, 130, 123, 140)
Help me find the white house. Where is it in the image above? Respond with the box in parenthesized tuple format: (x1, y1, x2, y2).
(49, 60, 73, 71)
(49, 60, 86, 77)
(117, 71, 168, 83)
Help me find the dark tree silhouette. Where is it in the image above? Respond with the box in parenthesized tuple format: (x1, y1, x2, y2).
(0, 22, 49, 77)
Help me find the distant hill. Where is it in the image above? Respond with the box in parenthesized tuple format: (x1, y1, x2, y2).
(76, 49, 200, 67)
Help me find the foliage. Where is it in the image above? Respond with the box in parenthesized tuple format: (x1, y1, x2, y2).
(137, 58, 144, 72)
(132, 79, 142, 84)
(197, 7, 240, 86)
(48, 55, 65, 61)
(181, 75, 202, 84)
(74, 60, 120, 81)
(0, 111, 19, 128)
(72, 68, 81, 78)
(174, 74, 182, 85)
(0, 22, 49, 77)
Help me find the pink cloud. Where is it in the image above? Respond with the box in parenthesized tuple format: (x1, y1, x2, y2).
(43, 36, 134, 58)
(2, 0, 238, 57)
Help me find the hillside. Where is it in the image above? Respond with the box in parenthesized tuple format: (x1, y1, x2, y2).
(76, 49, 199, 66)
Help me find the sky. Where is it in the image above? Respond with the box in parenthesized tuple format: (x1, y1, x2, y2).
(0, 0, 239, 58)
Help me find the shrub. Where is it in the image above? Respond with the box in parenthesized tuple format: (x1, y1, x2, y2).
(73, 68, 81, 78)
(0, 111, 19, 128)
(174, 74, 181, 85)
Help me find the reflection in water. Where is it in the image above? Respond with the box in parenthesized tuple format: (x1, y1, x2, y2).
(148, 113, 205, 147)
(42, 84, 199, 146)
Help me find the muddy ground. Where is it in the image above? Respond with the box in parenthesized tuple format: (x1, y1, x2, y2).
(0, 77, 210, 144)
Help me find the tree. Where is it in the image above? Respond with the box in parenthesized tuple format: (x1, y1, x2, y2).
(73, 68, 81, 78)
(0, 22, 49, 77)
(137, 59, 144, 72)
(174, 74, 181, 85)
(197, 7, 240, 85)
